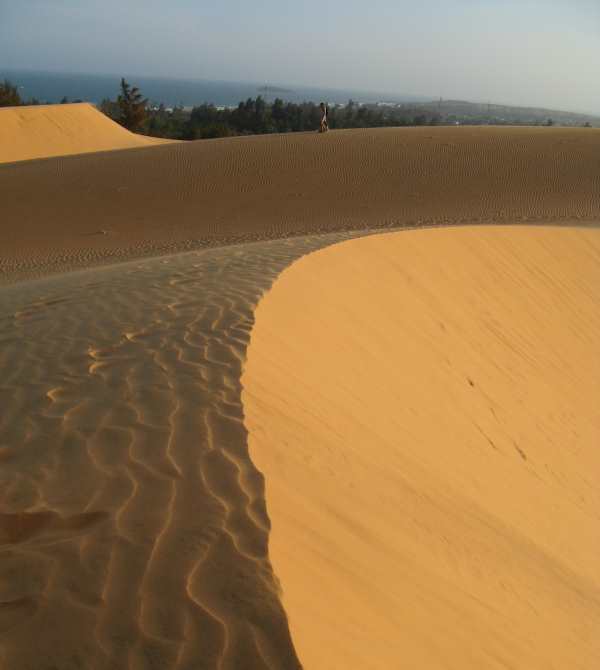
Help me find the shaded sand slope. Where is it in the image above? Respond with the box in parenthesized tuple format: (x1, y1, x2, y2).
(0, 231, 360, 670)
(2, 126, 599, 279)
(243, 225, 600, 669)
(0, 103, 172, 165)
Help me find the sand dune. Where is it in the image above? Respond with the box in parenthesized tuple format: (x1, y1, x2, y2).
(243, 225, 600, 669)
(2, 126, 599, 280)
(2, 116, 600, 669)
(0, 231, 360, 669)
(0, 103, 172, 165)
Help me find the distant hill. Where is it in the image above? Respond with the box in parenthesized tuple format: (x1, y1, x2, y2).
(382, 99, 600, 127)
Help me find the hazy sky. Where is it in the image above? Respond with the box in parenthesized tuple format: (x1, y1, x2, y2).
(1, 0, 599, 113)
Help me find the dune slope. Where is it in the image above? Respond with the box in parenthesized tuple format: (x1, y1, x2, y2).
(0, 231, 363, 670)
(2, 126, 599, 280)
(0, 103, 171, 165)
(242, 225, 600, 669)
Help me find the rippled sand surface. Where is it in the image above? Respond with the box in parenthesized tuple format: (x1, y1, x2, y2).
(2, 126, 599, 280)
(0, 231, 362, 669)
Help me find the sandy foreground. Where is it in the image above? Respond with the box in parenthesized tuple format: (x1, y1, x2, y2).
(1, 224, 597, 669)
(0, 117, 599, 668)
(0, 103, 172, 166)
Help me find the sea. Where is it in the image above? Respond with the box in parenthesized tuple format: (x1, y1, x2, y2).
(2, 69, 430, 109)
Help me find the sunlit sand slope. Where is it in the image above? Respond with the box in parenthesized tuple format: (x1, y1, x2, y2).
(243, 225, 600, 670)
(0, 103, 171, 164)
(0, 231, 361, 670)
(2, 126, 599, 279)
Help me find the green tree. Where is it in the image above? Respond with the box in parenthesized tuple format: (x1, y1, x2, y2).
(271, 97, 286, 131)
(99, 98, 119, 120)
(0, 79, 22, 107)
(117, 78, 147, 132)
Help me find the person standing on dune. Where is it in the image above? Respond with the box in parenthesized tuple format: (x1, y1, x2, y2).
(319, 102, 329, 133)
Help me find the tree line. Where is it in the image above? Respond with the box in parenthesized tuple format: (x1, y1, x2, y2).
(98, 81, 446, 139)
(98, 81, 594, 137)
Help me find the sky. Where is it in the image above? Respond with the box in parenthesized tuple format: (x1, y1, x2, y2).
(1, 0, 599, 114)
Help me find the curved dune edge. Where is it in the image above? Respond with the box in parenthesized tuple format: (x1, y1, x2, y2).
(0, 103, 174, 164)
(0, 231, 369, 669)
(242, 225, 600, 669)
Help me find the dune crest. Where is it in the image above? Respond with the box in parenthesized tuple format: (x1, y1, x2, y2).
(0, 103, 173, 164)
(243, 225, 600, 669)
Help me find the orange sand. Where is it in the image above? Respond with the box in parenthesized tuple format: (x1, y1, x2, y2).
(243, 225, 600, 669)
(0, 103, 172, 164)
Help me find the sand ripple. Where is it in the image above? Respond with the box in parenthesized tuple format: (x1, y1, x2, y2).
(2, 126, 599, 282)
(0, 232, 361, 669)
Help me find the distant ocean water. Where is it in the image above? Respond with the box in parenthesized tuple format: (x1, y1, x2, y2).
(2, 69, 430, 108)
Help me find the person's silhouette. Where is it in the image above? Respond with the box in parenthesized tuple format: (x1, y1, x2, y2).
(319, 102, 329, 133)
